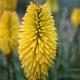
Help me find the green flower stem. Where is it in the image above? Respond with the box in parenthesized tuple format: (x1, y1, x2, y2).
(6, 55, 11, 80)
(73, 27, 80, 44)
(69, 26, 80, 62)
(6, 53, 17, 80)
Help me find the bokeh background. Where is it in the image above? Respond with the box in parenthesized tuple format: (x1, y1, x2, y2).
(0, 0, 80, 80)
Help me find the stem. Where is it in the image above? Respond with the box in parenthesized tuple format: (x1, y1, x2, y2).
(6, 56, 11, 80)
(36, 0, 39, 5)
(69, 26, 80, 62)
(73, 27, 80, 43)
(11, 57, 17, 80)
(6, 53, 17, 80)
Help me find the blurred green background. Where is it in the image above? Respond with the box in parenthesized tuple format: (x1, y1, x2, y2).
(0, 0, 80, 80)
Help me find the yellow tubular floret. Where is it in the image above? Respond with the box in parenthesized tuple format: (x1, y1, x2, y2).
(19, 2, 57, 80)
(0, 10, 19, 56)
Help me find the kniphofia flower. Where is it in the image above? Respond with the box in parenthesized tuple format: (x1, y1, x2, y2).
(0, 0, 17, 10)
(46, 0, 59, 12)
(71, 8, 80, 27)
(19, 2, 57, 80)
(0, 10, 19, 56)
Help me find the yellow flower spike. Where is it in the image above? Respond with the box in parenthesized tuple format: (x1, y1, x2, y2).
(71, 8, 80, 27)
(0, 0, 17, 10)
(19, 2, 57, 80)
(0, 10, 19, 56)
